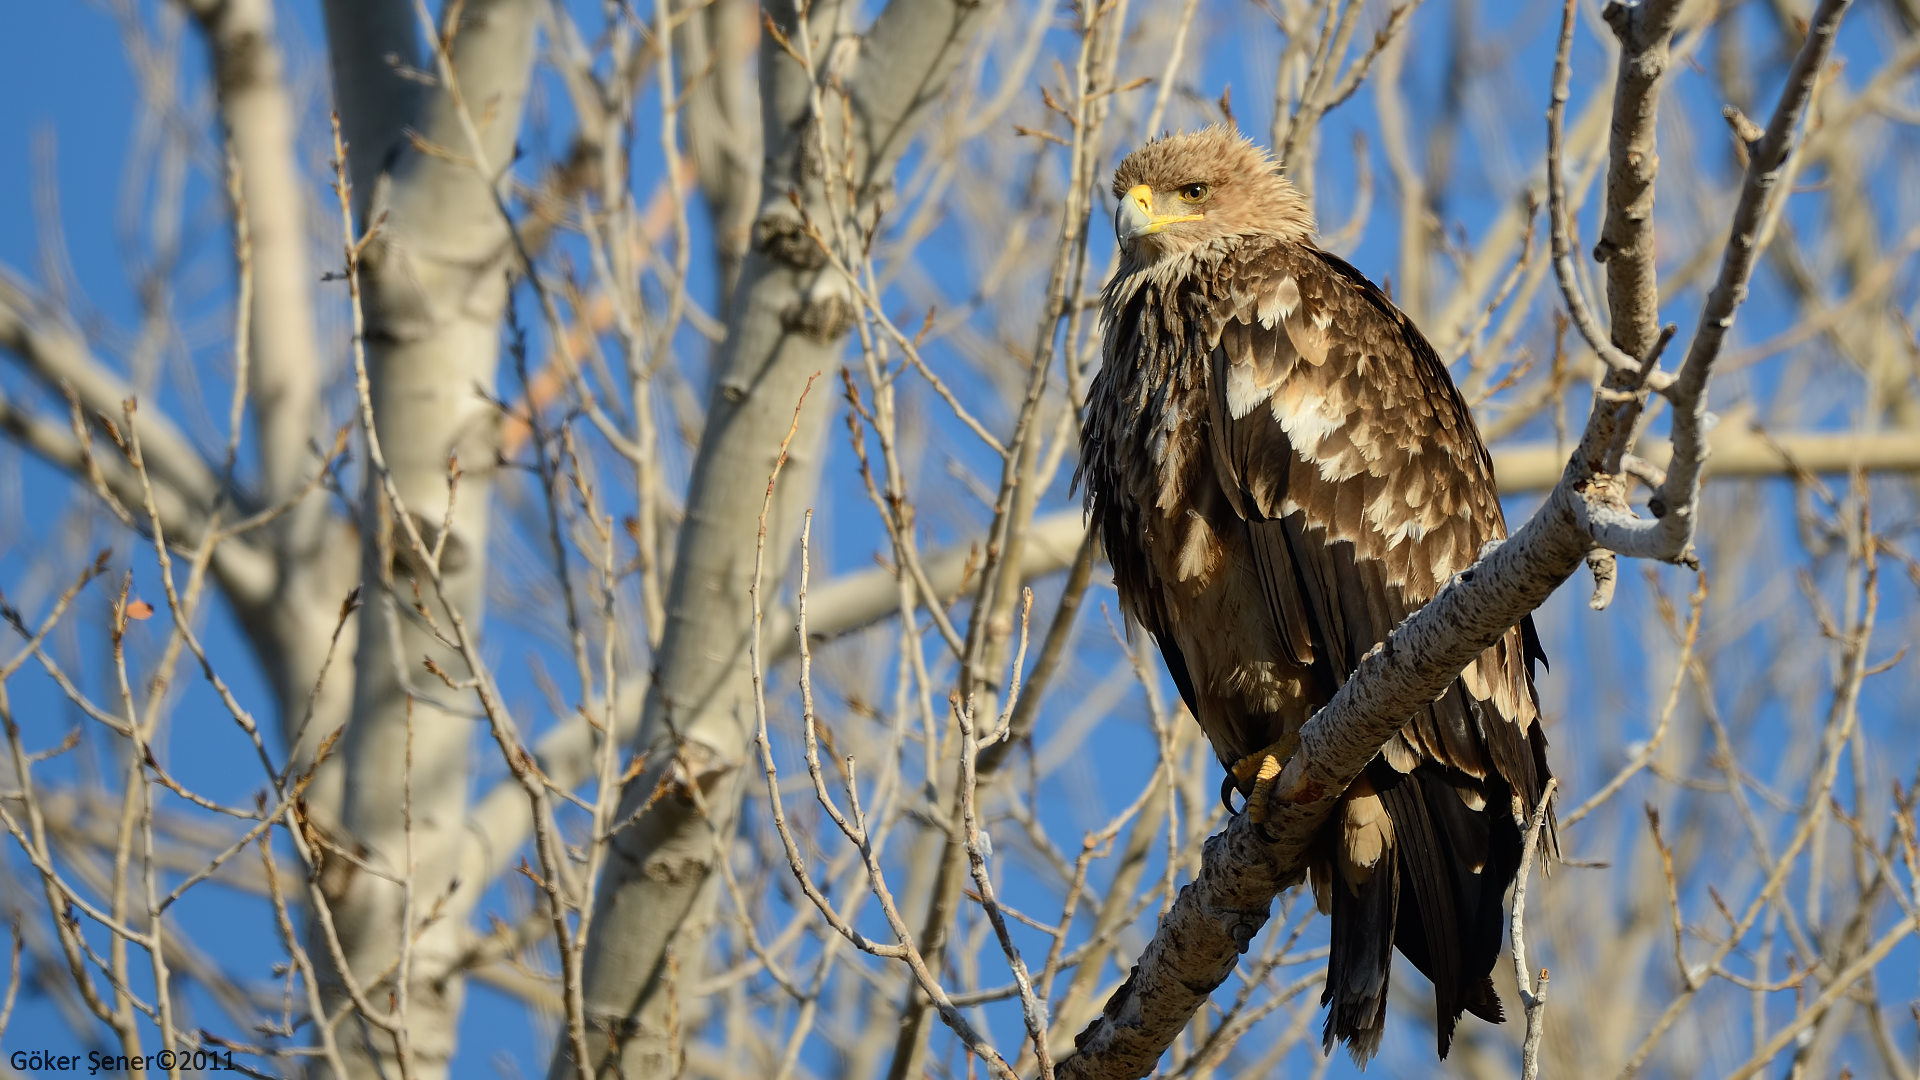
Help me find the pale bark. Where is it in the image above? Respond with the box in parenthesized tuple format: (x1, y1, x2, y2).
(0, 287, 268, 603)
(0, 270, 357, 817)
(0, 279, 224, 517)
(184, 0, 325, 513)
(675, 0, 764, 301)
(1495, 427, 1920, 492)
(451, 510, 1086, 914)
(317, 1, 544, 1075)
(885, 0, 1124, 1065)
(1595, 0, 1685, 361)
(322, 0, 424, 225)
(1057, 484, 1593, 1077)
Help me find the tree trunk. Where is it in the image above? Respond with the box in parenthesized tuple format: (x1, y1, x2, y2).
(316, 1, 543, 1074)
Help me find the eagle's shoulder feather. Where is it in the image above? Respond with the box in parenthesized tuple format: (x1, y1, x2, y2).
(1202, 239, 1501, 591)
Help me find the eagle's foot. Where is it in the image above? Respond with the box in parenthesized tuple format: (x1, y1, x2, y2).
(1229, 734, 1301, 830)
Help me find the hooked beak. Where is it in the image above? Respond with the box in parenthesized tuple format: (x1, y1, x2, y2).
(1114, 183, 1203, 242)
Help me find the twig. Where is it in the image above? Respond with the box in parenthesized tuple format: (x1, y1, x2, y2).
(956, 686, 1053, 1077)
(1508, 769, 1554, 1080)
(0, 918, 21, 1044)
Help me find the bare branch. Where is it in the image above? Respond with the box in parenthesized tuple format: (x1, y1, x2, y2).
(1509, 778, 1558, 1080)
(0, 277, 227, 514)
(1594, 0, 1687, 359)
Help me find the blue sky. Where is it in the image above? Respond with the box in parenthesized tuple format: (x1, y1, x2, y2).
(2, 0, 1917, 1077)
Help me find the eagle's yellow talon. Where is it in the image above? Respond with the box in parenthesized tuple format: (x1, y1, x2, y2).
(1230, 735, 1299, 825)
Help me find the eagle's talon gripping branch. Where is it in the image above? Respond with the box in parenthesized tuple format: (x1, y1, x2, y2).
(1229, 735, 1300, 828)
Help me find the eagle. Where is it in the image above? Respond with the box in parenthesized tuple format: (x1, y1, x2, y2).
(1078, 127, 1554, 1062)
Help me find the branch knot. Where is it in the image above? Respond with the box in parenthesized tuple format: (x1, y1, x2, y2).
(755, 212, 829, 270)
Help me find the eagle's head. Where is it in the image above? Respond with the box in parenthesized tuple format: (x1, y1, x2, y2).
(1110, 127, 1315, 265)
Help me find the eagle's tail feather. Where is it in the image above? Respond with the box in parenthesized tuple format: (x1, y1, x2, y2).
(1322, 765, 1524, 1064)
(1320, 841, 1396, 1064)
(1398, 765, 1521, 1057)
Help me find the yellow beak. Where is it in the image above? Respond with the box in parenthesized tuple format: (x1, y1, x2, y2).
(1114, 184, 1204, 241)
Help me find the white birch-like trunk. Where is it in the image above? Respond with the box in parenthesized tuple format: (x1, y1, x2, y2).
(314, 1, 542, 1074)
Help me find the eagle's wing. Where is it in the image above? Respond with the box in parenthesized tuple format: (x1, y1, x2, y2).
(1201, 240, 1553, 1057)
(1203, 240, 1548, 802)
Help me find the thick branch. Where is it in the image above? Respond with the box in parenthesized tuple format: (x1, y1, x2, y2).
(2, 256, 356, 817)
(1057, 486, 1594, 1078)
(566, 0, 999, 1073)
(1595, 0, 1685, 359)
(318, 0, 546, 1076)
(848, 0, 1000, 180)
(319, 0, 424, 221)
(450, 509, 1081, 905)
(1495, 427, 1920, 492)
(674, 0, 762, 299)
(184, 0, 326, 514)
(179, 0, 366, 798)
(780, 510, 1087, 652)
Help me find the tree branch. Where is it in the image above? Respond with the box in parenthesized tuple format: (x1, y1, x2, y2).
(0, 276, 226, 515)
(848, 0, 1001, 178)
(183, 0, 327, 516)
(1494, 427, 1920, 492)
(568, 0, 1001, 1070)
(1595, 0, 1686, 360)
(1057, 477, 1595, 1077)
(673, 0, 762, 300)
(319, 0, 425, 221)
(316, 0, 547, 1074)
(1652, 0, 1852, 546)
(0, 385, 278, 608)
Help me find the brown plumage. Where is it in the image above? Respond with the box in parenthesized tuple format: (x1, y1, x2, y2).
(1079, 128, 1554, 1063)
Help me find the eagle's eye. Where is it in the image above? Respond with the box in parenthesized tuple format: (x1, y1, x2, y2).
(1176, 183, 1210, 204)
